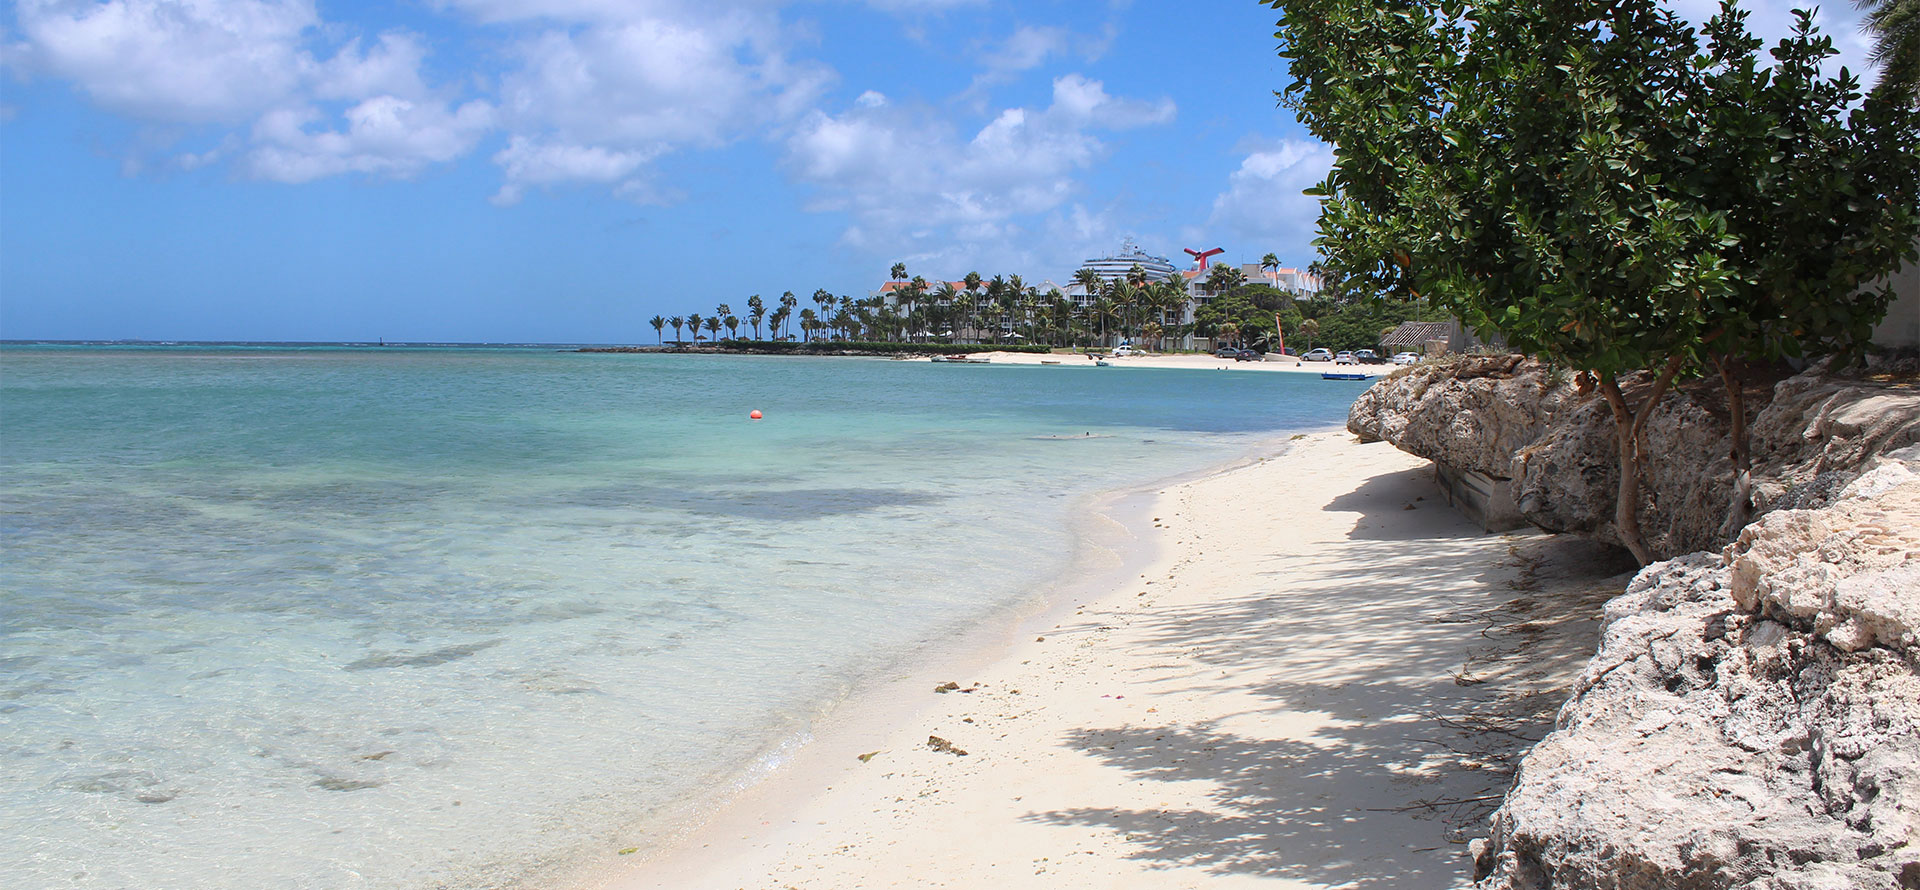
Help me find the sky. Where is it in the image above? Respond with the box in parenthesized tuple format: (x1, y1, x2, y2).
(0, 0, 1882, 343)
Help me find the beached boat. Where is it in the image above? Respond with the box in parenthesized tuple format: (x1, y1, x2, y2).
(1095, 359, 1111, 367)
(1321, 372, 1372, 381)
(1040, 359, 1061, 365)
(933, 355, 990, 364)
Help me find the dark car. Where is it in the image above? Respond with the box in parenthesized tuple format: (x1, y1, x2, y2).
(1353, 349, 1380, 363)
(1232, 348, 1264, 362)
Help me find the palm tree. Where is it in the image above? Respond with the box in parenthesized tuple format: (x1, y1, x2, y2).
(797, 307, 818, 342)
(779, 292, 798, 339)
(1073, 267, 1101, 299)
(890, 262, 907, 283)
(703, 317, 721, 343)
(1091, 295, 1115, 346)
(770, 306, 791, 341)
(669, 315, 685, 345)
(931, 282, 959, 341)
(1305, 261, 1328, 298)
(687, 313, 703, 343)
(747, 294, 766, 339)
(724, 315, 739, 340)
(812, 289, 835, 331)
(1298, 317, 1321, 352)
(1204, 262, 1246, 295)
(1217, 321, 1240, 350)
(1857, 0, 1920, 97)
(649, 315, 666, 345)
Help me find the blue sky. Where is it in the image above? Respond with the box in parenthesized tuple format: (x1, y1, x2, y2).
(0, 0, 1880, 342)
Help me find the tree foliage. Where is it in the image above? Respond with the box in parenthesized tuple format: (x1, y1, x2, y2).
(1270, 0, 1920, 561)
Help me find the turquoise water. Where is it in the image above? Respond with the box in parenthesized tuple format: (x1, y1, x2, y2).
(0, 346, 1368, 890)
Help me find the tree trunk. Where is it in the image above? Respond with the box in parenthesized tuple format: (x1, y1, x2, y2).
(1713, 355, 1754, 539)
(1596, 358, 1684, 566)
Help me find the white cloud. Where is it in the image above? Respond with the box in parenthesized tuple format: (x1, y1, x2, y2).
(855, 90, 889, 108)
(785, 74, 1176, 269)
(246, 96, 495, 183)
(1205, 139, 1334, 258)
(9, 0, 497, 184)
(474, 3, 832, 200)
(488, 137, 661, 205)
(313, 33, 432, 102)
(11, 0, 317, 123)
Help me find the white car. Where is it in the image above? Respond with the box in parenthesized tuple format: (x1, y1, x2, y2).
(1391, 352, 1423, 365)
(1111, 344, 1136, 357)
(1302, 348, 1333, 362)
(1334, 351, 1357, 365)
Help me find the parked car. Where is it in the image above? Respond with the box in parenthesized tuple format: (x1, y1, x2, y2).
(1391, 352, 1423, 365)
(1112, 344, 1136, 356)
(1334, 351, 1357, 365)
(1353, 349, 1380, 363)
(1232, 348, 1264, 362)
(1302, 348, 1333, 362)
(1213, 346, 1239, 358)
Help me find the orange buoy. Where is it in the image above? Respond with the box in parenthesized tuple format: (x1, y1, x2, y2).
(749, 410, 763, 420)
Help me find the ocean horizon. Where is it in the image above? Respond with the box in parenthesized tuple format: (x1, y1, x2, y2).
(0, 345, 1369, 889)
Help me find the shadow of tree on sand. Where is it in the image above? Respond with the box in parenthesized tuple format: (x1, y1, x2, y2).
(1025, 461, 1630, 890)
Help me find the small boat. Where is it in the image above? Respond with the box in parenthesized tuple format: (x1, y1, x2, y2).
(1321, 372, 1372, 380)
(1095, 359, 1111, 367)
(1040, 359, 1061, 365)
(934, 355, 990, 364)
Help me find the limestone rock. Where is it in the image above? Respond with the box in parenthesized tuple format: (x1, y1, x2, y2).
(1350, 357, 1920, 560)
(1347, 355, 1570, 479)
(1471, 452, 1920, 890)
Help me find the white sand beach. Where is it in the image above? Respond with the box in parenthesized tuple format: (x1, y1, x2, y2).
(935, 351, 1390, 374)
(592, 431, 1625, 890)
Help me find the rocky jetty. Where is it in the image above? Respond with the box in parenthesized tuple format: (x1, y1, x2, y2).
(1349, 355, 1920, 559)
(1470, 447, 1920, 889)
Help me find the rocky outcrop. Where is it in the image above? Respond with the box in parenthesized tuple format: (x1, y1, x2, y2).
(1470, 448, 1920, 890)
(1349, 356, 1920, 559)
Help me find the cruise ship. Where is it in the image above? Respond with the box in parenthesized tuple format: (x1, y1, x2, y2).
(1076, 239, 1180, 285)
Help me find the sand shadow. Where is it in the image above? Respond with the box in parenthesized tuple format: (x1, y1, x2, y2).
(1024, 459, 1629, 889)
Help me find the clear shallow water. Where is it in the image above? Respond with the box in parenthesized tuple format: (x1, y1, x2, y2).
(0, 346, 1368, 890)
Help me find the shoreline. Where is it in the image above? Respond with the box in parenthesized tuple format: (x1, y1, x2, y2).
(549, 430, 1315, 890)
(580, 346, 1396, 377)
(579, 431, 1625, 889)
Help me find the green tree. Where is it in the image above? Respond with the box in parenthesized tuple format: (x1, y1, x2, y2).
(1689, 7, 1920, 531)
(724, 315, 740, 340)
(649, 315, 666, 345)
(704, 316, 722, 343)
(1203, 262, 1246, 295)
(798, 307, 817, 342)
(1271, 0, 1919, 562)
(686, 313, 704, 344)
(747, 294, 766, 339)
(669, 315, 685, 345)
(1297, 318, 1319, 352)
(890, 262, 907, 283)
(812, 289, 835, 333)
